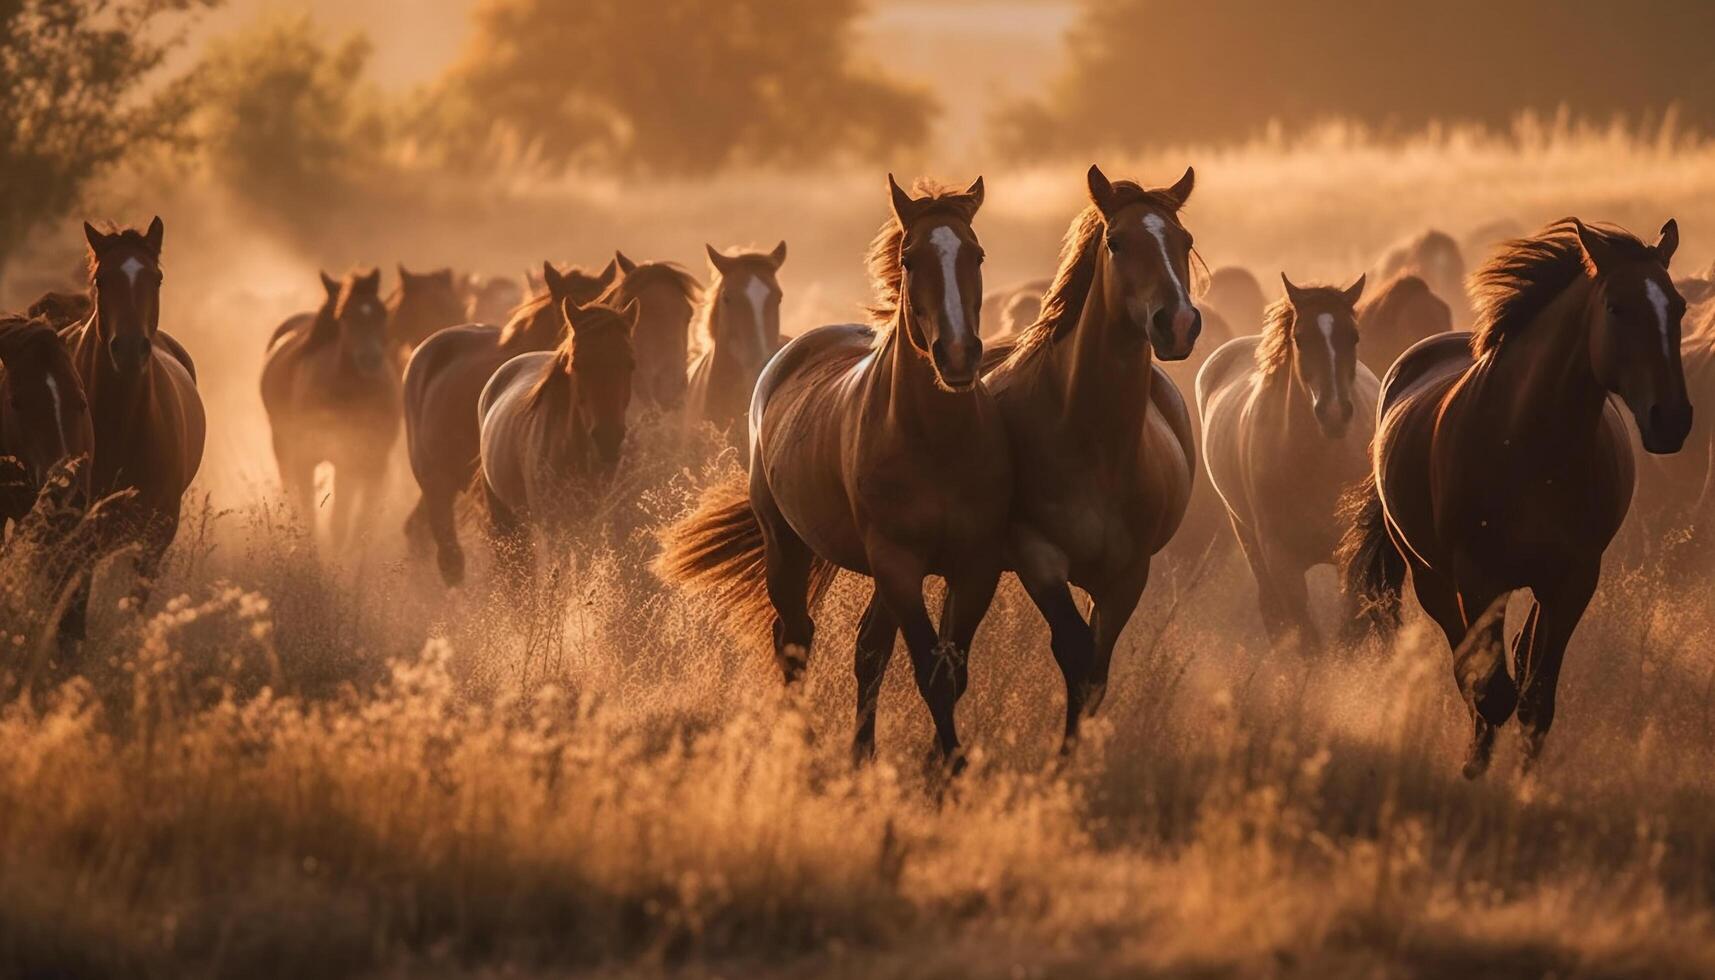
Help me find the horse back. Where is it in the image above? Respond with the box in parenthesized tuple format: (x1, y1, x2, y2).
(1380, 331, 1473, 417)
(749, 323, 873, 458)
(477, 350, 556, 512)
(402, 323, 507, 491)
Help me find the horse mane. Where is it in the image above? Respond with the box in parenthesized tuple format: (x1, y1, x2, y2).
(497, 291, 558, 346)
(1469, 219, 1654, 356)
(527, 304, 634, 410)
(864, 180, 983, 348)
(1009, 182, 1199, 361)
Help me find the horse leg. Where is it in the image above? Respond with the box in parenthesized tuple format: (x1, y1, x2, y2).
(1514, 563, 1599, 767)
(1412, 563, 1513, 778)
(1011, 527, 1095, 749)
(852, 584, 899, 764)
(754, 490, 816, 685)
(130, 508, 180, 612)
(485, 483, 536, 603)
(1088, 565, 1150, 715)
(277, 441, 319, 539)
(346, 462, 388, 553)
(936, 563, 1002, 706)
(403, 495, 432, 558)
(868, 542, 961, 772)
(425, 479, 466, 587)
(329, 464, 359, 553)
(1234, 522, 1294, 648)
(1273, 566, 1323, 654)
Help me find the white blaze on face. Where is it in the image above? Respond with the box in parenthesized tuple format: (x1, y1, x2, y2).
(119, 257, 146, 288)
(1316, 312, 1337, 365)
(1645, 278, 1672, 358)
(928, 225, 969, 341)
(1142, 213, 1189, 309)
(743, 275, 773, 352)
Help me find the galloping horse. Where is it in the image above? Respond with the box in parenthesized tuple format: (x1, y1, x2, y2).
(62, 219, 205, 614)
(25, 291, 94, 331)
(686, 242, 786, 441)
(1198, 274, 1377, 650)
(387, 266, 468, 363)
(981, 165, 1200, 746)
(0, 316, 93, 524)
(660, 176, 1009, 769)
(261, 269, 398, 549)
(607, 252, 701, 411)
(1355, 273, 1452, 377)
(403, 260, 617, 584)
(1342, 219, 1692, 777)
(478, 299, 637, 584)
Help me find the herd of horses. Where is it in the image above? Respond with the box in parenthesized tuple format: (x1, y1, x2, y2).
(2, 164, 1713, 781)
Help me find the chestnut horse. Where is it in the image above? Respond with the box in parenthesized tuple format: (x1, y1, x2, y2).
(981, 165, 1199, 746)
(1342, 218, 1692, 777)
(26, 291, 94, 331)
(61, 219, 205, 617)
(402, 260, 617, 584)
(686, 242, 786, 441)
(0, 316, 93, 525)
(1355, 273, 1452, 377)
(261, 268, 398, 549)
(659, 176, 1009, 769)
(607, 252, 701, 411)
(478, 299, 637, 585)
(387, 266, 468, 363)
(1198, 274, 1376, 650)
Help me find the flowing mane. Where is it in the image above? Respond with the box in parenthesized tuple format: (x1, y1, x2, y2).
(1469, 219, 1654, 356)
(528, 304, 634, 409)
(1008, 182, 1199, 361)
(496, 292, 559, 347)
(863, 180, 979, 347)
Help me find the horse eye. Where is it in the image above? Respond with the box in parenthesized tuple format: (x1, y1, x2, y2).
(1106, 237, 1122, 252)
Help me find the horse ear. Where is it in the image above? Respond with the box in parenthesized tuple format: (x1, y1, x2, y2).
(1655, 219, 1680, 268)
(704, 243, 732, 275)
(144, 216, 164, 253)
(542, 261, 566, 296)
(525, 267, 543, 292)
(1341, 273, 1367, 308)
(320, 271, 340, 299)
(1281, 273, 1307, 307)
(360, 267, 382, 291)
(397, 263, 412, 282)
(596, 258, 620, 288)
(960, 176, 985, 215)
(887, 173, 918, 226)
(1086, 164, 1117, 214)
(1162, 167, 1195, 210)
(768, 240, 788, 268)
(1572, 218, 1613, 275)
(614, 251, 637, 275)
(83, 221, 108, 252)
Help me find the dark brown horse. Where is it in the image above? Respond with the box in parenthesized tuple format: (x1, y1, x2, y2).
(1355, 273, 1453, 377)
(261, 268, 399, 549)
(606, 252, 701, 411)
(1201, 265, 1268, 332)
(1342, 218, 1692, 777)
(1625, 310, 1715, 567)
(686, 242, 786, 441)
(0, 316, 93, 524)
(61, 219, 205, 617)
(478, 299, 637, 584)
(402, 260, 617, 584)
(387, 266, 469, 363)
(981, 165, 1199, 745)
(660, 176, 1009, 769)
(25, 291, 94, 331)
(1199, 274, 1377, 650)
(1375, 228, 1469, 327)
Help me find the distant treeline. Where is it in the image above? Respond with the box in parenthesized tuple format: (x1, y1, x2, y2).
(998, 0, 1715, 156)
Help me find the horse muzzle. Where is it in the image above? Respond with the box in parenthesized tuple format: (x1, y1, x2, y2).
(1314, 394, 1355, 439)
(107, 336, 151, 375)
(1148, 307, 1201, 362)
(931, 337, 982, 390)
(1640, 400, 1693, 455)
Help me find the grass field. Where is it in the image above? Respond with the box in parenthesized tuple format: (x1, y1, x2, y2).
(5, 125, 1715, 977)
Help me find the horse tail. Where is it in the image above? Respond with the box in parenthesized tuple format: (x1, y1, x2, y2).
(655, 473, 835, 642)
(1336, 470, 1405, 632)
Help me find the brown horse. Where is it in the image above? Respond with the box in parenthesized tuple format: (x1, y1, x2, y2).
(62, 218, 205, 616)
(462, 273, 525, 325)
(1201, 266, 1268, 332)
(261, 269, 399, 549)
(25, 291, 94, 331)
(1342, 218, 1692, 777)
(660, 176, 1009, 769)
(0, 316, 93, 524)
(1375, 229, 1469, 326)
(402, 260, 617, 584)
(607, 252, 701, 411)
(478, 299, 637, 584)
(686, 242, 786, 441)
(1355, 273, 1452, 378)
(1198, 274, 1376, 650)
(980, 165, 1200, 746)
(387, 266, 469, 363)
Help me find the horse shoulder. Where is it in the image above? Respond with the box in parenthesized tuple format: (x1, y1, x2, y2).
(1193, 335, 1260, 414)
(1380, 331, 1472, 417)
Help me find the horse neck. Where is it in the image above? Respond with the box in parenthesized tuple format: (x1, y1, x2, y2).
(74, 304, 150, 407)
(507, 306, 562, 352)
(1477, 281, 1609, 440)
(873, 315, 977, 440)
(1050, 256, 1152, 438)
(1260, 348, 1324, 442)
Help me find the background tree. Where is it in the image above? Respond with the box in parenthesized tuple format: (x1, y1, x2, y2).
(189, 13, 390, 231)
(995, 0, 1715, 160)
(0, 0, 216, 297)
(437, 0, 932, 175)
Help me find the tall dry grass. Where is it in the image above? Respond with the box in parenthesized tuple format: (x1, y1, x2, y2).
(5, 126, 1715, 976)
